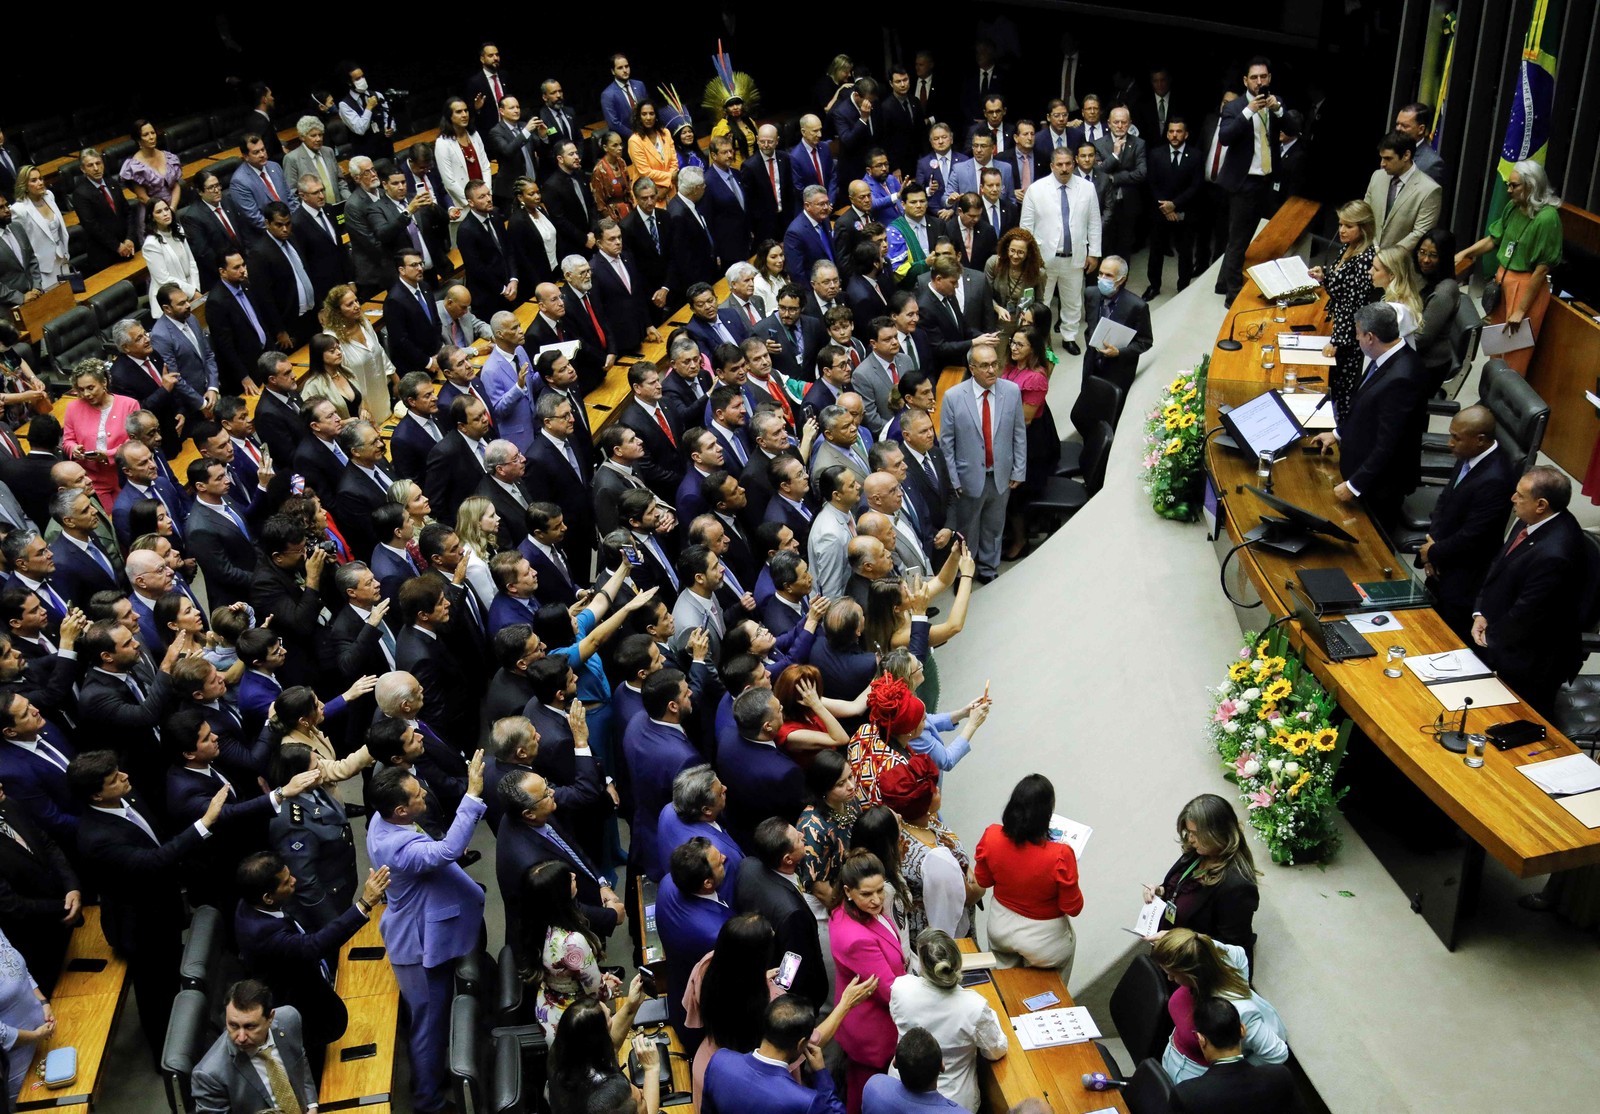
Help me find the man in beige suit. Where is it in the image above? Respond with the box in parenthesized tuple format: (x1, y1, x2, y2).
(1363, 132, 1442, 252)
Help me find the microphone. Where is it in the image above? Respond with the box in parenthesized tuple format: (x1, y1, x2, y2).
(1082, 1073, 1128, 1091)
(1216, 306, 1274, 352)
(1439, 695, 1475, 754)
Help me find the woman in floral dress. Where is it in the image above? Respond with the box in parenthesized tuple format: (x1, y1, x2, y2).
(520, 861, 619, 1042)
(1307, 199, 1377, 423)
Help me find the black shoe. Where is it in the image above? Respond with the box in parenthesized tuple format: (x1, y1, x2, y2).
(459, 849, 482, 868)
(1222, 294, 1235, 308)
(1064, 340, 1081, 356)
(1141, 286, 1161, 300)
(1177, 278, 1191, 292)
(975, 572, 997, 585)
(1518, 891, 1555, 913)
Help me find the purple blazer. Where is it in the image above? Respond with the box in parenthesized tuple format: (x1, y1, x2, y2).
(367, 792, 487, 968)
(829, 905, 906, 1067)
(655, 805, 743, 899)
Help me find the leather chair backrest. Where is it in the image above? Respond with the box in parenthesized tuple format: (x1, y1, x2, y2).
(1108, 954, 1175, 1065)
(494, 944, 525, 1026)
(20, 118, 73, 162)
(178, 905, 222, 991)
(324, 120, 353, 150)
(449, 992, 484, 1111)
(99, 139, 137, 168)
(208, 157, 243, 192)
(68, 226, 90, 274)
(1082, 419, 1116, 496)
(159, 987, 216, 1114)
(1124, 1057, 1178, 1114)
(490, 1032, 526, 1114)
(41, 307, 106, 377)
(1580, 530, 1600, 633)
(87, 280, 141, 333)
(1478, 358, 1549, 473)
(162, 119, 210, 155)
(1070, 375, 1125, 440)
(1448, 293, 1480, 371)
(73, 107, 122, 146)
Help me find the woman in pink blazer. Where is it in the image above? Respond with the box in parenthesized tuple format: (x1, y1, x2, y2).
(61, 360, 139, 511)
(829, 848, 910, 1114)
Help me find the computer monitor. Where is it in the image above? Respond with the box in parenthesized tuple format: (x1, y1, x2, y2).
(1245, 484, 1359, 554)
(1218, 389, 1305, 462)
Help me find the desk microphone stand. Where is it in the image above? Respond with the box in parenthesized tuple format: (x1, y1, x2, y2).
(1216, 307, 1274, 352)
(1438, 696, 1475, 754)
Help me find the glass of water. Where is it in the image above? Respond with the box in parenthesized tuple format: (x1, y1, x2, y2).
(1275, 298, 1288, 323)
(1257, 451, 1273, 482)
(1260, 344, 1275, 371)
(1282, 366, 1298, 393)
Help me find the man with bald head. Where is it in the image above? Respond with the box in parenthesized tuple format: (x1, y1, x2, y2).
(112, 439, 187, 550)
(480, 310, 538, 447)
(790, 114, 837, 205)
(743, 123, 796, 242)
(124, 548, 182, 652)
(1418, 405, 1518, 640)
(439, 284, 494, 351)
(863, 471, 932, 574)
(845, 526, 897, 607)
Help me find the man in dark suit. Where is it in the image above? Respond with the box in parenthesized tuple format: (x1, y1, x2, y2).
(542, 140, 596, 259)
(789, 115, 837, 204)
(1143, 118, 1206, 297)
(1082, 260, 1155, 395)
(896, 408, 952, 560)
(618, 364, 688, 501)
(150, 285, 222, 412)
(1217, 58, 1284, 304)
(289, 174, 352, 301)
(395, 575, 478, 751)
(661, 337, 715, 429)
(720, 691, 807, 845)
(665, 170, 721, 300)
(519, 503, 581, 607)
(703, 137, 754, 269)
(1418, 406, 1518, 641)
(0, 784, 78, 992)
(185, 458, 268, 608)
(247, 202, 321, 346)
(754, 286, 827, 382)
(942, 194, 998, 271)
(0, 195, 40, 307)
(783, 188, 836, 283)
(525, 391, 596, 575)
(464, 42, 510, 132)
(591, 220, 655, 356)
(683, 282, 749, 362)
(424, 393, 494, 529)
(247, 517, 331, 691)
(619, 669, 699, 894)
(71, 149, 136, 273)
(830, 79, 880, 188)
(46, 489, 119, 607)
(619, 179, 671, 311)
(657, 837, 733, 1033)
(958, 42, 1007, 123)
(743, 125, 797, 244)
(736, 818, 829, 1008)
(521, 658, 615, 867)
(1172, 997, 1295, 1114)
(1311, 304, 1431, 535)
(916, 256, 992, 366)
(0, 692, 77, 846)
(181, 169, 248, 293)
(476, 449, 535, 552)
(495, 768, 622, 965)
(484, 98, 544, 210)
(877, 67, 923, 180)
(386, 249, 443, 373)
(333, 422, 398, 559)
(321, 562, 397, 750)
(998, 121, 1048, 202)
(207, 249, 285, 393)
(457, 181, 519, 319)
(288, 398, 348, 504)
(558, 270, 617, 395)
(251, 353, 302, 465)
(346, 160, 416, 298)
(1472, 466, 1589, 717)
(108, 319, 196, 459)
(68, 749, 226, 1062)
(390, 372, 445, 481)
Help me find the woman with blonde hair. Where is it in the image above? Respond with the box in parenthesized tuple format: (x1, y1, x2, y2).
(11, 166, 71, 289)
(888, 929, 1008, 1111)
(320, 284, 397, 411)
(1456, 158, 1562, 374)
(1308, 199, 1378, 422)
(1370, 245, 1424, 341)
(451, 494, 500, 608)
(388, 478, 436, 569)
(1143, 793, 1262, 959)
(1151, 928, 1288, 1084)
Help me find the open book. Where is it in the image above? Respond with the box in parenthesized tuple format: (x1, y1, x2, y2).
(1247, 256, 1319, 300)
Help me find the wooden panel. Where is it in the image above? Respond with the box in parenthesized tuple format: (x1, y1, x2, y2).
(50, 907, 128, 999)
(78, 254, 147, 302)
(335, 904, 399, 1000)
(319, 990, 400, 1107)
(1244, 196, 1321, 267)
(618, 1021, 692, 1104)
(14, 284, 75, 343)
(1526, 297, 1600, 476)
(15, 992, 123, 1111)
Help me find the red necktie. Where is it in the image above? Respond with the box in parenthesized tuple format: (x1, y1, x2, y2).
(242, 439, 262, 465)
(810, 147, 824, 186)
(101, 182, 117, 211)
(624, 84, 637, 109)
(1209, 129, 1224, 180)
(743, 301, 758, 325)
(848, 349, 862, 368)
(582, 295, 607, 347)
(768, 158, 779, 202)
(1504, 527, 1529, 556)
(142, 359, 162, 385)
(214, 205, 238, 240)
(980, 389, 994, 469)
(260, 169, 281, 202)
(653, 407, 676, 447)
(491, 75, 504, 101)
(887, 357, 899, 384)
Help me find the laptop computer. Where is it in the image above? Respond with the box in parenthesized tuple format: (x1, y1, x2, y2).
(1287, 582, 1377, 662)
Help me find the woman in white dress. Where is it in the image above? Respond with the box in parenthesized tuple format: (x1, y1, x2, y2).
(141, 200, 203, 298)
(751, 239, 789, 316)
(451, 495, 500, 609)
(11, 166, 71, 288)
(888, 930, 1008, 1111)
(434, 97, 491, 214)
(319, 284, 397, 415)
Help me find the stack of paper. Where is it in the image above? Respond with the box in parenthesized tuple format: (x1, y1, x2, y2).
(1279, 391, 1336, 431)
(1011, 1006, 1102, 1050)
(1048, 814, 1093, 859)
(1518, 754, 1600, 798)
(1247, 256, 1318, 300)
(1403, 650, 1519, 710)
(1556, 790, 1600, 828)
(1276, 333, 1336, 366)
(1088, 317, 1137, 352)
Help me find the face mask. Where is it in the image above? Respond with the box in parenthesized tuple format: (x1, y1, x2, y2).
(1097, 277, 1117, 297)
(353, 79, 369, 93)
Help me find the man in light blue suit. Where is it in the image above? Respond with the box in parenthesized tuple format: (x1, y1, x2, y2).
(479, 311, 540, 447)
(229, 135, 300, 230)
(938, 342, 1026, 582)
(365, 756, 488, 1114)
(944, 134, 1014, 198)
(149, 284, 220, 408)
(599, 54, 649, 141)
(703, 995, 847, 1114)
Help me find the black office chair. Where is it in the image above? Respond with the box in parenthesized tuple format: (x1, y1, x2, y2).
(1029, 418, 1114, 534)
(1548, 530, 1600, 756)
(1057, 376, 1126, 478)
(85, 279, 143, 340)
(493, 944, 532, 1027)
(324, 119, 353, 150)
(177, 905, 223, 993)
(449, 993, 527, 1114)
(19, 117, 74, 162)
(159, 988, 216, 1114)
(1125, 1057, 1179, 1114)
(208, 157, 244, 191)
(1094, 954, 1175, 1079)
(40, 306, 107, 385)
(73, 107, 123, 148)
(99, 138, 137, 169)
(67, 225, 90, 275)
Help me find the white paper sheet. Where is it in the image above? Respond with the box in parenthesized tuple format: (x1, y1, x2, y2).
(1276, 333, 1331, 350)
(1279, 391, 1336, 431)
(1011, 1006, 1102, 1050)
(1427, 676, 1519, 711)
(1518, 754, 1600, 797)
(1048, 814, 1093, 860)
(1089, 316, 1137, 352)
(1405, 649, 1491, 683)
(1479, 322, 1536, 357)
(1556, 789, 1600, 827)
(1280, 347, 1337, 366)
(1131, 901, 1165, 936)
(537, 340, 582, 361)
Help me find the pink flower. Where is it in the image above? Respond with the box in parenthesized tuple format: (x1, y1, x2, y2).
(1238, 647, 1251, 660)
(1248, 789, 1275, 810)
(1213, 700, 1239, 723)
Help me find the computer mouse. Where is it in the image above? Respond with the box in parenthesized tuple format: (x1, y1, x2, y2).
(1369, 614, 1389, 626)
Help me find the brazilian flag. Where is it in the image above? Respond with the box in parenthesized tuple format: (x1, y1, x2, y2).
(1497, 0, 1562, 179)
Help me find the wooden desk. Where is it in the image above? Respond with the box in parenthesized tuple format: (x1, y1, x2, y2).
(620, 1017, 693, 1107)
(1206, 281, 1600, 945)
(1526, 296, 1600, 475)
(50, 908, 127, 999)
(14, 992, 123, 1111)
(319, 990, 401, 1108)
(956, 941, 1127, 1113)
(335, 904, 399, 1000)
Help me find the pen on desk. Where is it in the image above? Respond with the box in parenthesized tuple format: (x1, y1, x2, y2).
(1525, 746, 1561, 758)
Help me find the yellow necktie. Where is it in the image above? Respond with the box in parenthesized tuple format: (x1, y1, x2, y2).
(317, 156, 335, 198)
(1258, 112, 1273, 174)
(260, 1044, 302, 1114)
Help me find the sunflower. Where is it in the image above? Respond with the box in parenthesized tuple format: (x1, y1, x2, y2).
(1164, 416, 1179, 431)
(1163, 404, 1182, 420)
(1271, 730, 1294, 751)
(1257, 701, 1279, 721)
(1263, 678, 1292, 701)
(1313, 727, 1339, 751)
(1164, 438, 1183, 456)
(1256, 639, 1270, 657)
(1265, 656, 1288, 674)
(1177, 411, 1197, 429)
(1228, 661, 1252, 682)
(1289, 731, 1315, 755)
(1169, 375, 1189, 393)
(1287, 771, 1313, 797)
(1183, 388, 1198, 401)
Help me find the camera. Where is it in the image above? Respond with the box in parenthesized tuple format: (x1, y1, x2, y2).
(381, 88, 409, 100)
(310, 537, 341, 559)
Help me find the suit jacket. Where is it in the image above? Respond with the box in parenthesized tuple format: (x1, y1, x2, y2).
(495, 815, 618, 964)
(702, 165, 754, 268)
(76, 794, 203, 956)
(229, 160, 299, 229)
(829, 100, 878, 186)
(1336, 345, 1430, 509)
(741, 150, 797, 242)
(1476, 510, 1588, 690)
(900, 444, 952, 540)
(618, 400, 687, 500)
(850, 354, 900, 437)
(623, 714, 705, 881)
(998, 147, 1048, 196)
(703, 1049, 845, 1114)
(1019, 173, 1103, 262)
(248, 557, 327, 689)
(1081, 288, 1154, 392)
(916, 287, 978, 366)
(207, 281, 283, 392)
(190, 1005, 319, 1114)
(186, 498, 261, 607)
(247, 234, 319, 340)
(71, 174, 137, 273)
(48, 535, 119, 607)
(253, 390, 302, 466)
(477, 345, 538, 448)
(939, 377, 1028, 494)
(560, 287, 616, 394)
(457, 210, 518, 317)
(0, 731, 77, 843)
(590, 463, 651, 538)
(788, 142, 837, 205)
(1092, 134, 1148, 206)
(618, 207, 669, 296)
(388, 410, 442, 481)
(1147, 142, 1206, 214)
(0, 452, 56, 527)
(385, 279, 442, 373)
(0, 223, 41, 306)
(718, 734, 805, 847)
(782, 212, 835, 283)
(1172, 1058, 1296, 1114)
(235, 900, 365, 1046)
(734, 858, 828, 1007)
(290, 204, 353, 299)
(150, 312, 221, 405)
(1363, 166, 1444, 252)
(754, 312, 826, 382)
(108, 351, 188, 456)
(940, 213, 997, 272)
(684, 309, 749, 362)
(945, 158, 1014, 198)
(1217, 97, 1282, 191)
(1423, 447, 1518, 619)
(345, 189, 410, 291)
(180, 198, 248, 291)
(484, 120, 541, 203)
(365, 793, 487, 968)
(542, 170, 595, 259)
(519, 537, 579, 606)
(334, 462, 395, 563)
(655, 873, 734, 1031)
(600, 79, 650, 140)
(829, 903, 907, 1065)
(0, 800, 76, 988)
(397, 625, 477, 749)
(321, 605, 392, 749)
(474, 472, 532, 551)
(589, 249, 652, 355)
(844, 273, 892, 336)
(664, 196, 721, 298)
(661, 368, 713, 431)
(288, 434, 344, 504)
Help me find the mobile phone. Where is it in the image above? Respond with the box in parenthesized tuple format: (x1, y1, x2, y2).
(340, 1043, 378, 1062)
(1290, 323, 1318, 332)
(1022, 990, 1060, 1011)
(66, 957, 108, 973)
(638, 962, 659, 997)
(349, 946, 387, 961)
(774, 951, 802, 991)
(621, 545, 644, 568)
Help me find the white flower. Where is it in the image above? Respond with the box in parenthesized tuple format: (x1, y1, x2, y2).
(1284, 762, 1301, 776)
(1267, 759, 1284, 773)
(1241, 759, 1261, 777)
(1224, 722, 1240, 734)
(1253, 725, 1268, 740)
(1240, 687, 1260, 702)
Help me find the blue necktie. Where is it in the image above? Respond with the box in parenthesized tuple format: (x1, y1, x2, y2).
(645, 213, 660, 251)
(646, 536, 679, 591)
(280, 240, 314, 313)
(817, 221, 833, 260)
(329, 440, 348, 466)
(540, 825, 598, 883)
(84, 541, 115, 579)
(228, 284, 266, 345)
(36, 580, 68, 620)
(1058, 183, 1073, 256)
(375, 618, 397, 664)
(218, 501, 249, 536)
(563, 438, 582, 476)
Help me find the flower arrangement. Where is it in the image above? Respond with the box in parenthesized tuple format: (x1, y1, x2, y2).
(1141, 354, 1210, 521)
(1205, 624, 1351, 864)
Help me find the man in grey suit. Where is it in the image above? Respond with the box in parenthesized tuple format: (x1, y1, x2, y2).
(190, 980, 319, 1114)
(852, 317, 902, 437)
(150, 283, 221, 411)
(1362, 131, 1443, 252)
(938, 343, 1025, 582)
(1093, 107, 1148, 261)
(0, 478, 35, 532)
(809, 406, 871, 486)
(0, 196, 43, 306)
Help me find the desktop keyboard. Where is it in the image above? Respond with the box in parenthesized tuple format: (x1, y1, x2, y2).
(1322, 619, 1377, 661)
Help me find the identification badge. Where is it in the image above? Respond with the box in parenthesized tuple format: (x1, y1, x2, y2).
(1163, 900, 1178, 926)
